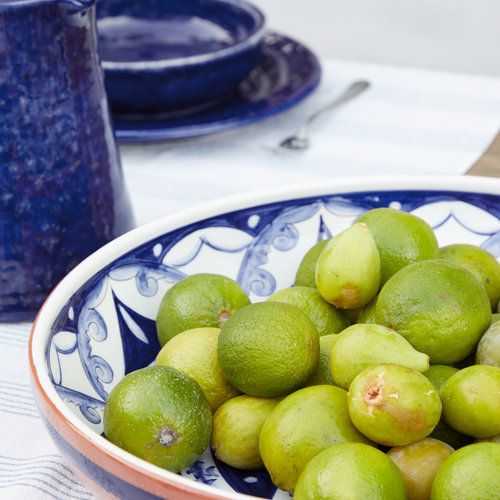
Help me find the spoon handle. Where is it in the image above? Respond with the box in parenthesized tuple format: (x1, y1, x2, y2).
(296, 80, 370, 139)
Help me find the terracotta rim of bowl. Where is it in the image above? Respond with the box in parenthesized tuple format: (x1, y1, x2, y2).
(29, 174, 500, 498)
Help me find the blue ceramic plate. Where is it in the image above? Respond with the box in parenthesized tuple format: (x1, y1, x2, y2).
(111, 32, 321, 143)
(30, 176, 500, 500)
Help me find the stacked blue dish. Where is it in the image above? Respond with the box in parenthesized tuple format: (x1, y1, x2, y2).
(97, 0, 268, 112)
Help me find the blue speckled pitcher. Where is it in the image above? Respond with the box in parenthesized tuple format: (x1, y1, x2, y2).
(0, 0, 135, 321)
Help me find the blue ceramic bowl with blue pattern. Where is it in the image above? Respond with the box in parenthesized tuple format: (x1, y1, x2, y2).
(97, 0, 266, 113)
(29, 176, 500, 499)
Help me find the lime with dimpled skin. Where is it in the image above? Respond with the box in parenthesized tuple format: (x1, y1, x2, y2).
(156, 273, 250, 347)
(267, 285, 349, 336)
(431, 442, 500, 500)
(294, 442, 408, 500)
(375, 259, 491, 365)
(440, 364, 500, 439)
(217, 301, 319, 398)
(103, 365, 212, 473)
(357, 207, 440, 287)
(259, 385, 373, 493)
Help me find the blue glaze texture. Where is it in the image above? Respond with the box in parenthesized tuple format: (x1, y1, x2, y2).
(0, 0, 135, 321)
(96, 0, 266, 112)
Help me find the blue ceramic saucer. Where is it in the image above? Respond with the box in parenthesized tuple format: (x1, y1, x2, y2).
(111, 32, 321, 143)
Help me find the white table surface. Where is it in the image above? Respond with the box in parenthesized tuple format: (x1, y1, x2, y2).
(121, 58, 500, 227)
(4, 56, 500, 499)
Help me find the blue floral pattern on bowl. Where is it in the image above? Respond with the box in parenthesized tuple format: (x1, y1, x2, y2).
(46, 188, 500, 499)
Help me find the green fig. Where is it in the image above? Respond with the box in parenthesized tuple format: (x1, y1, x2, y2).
(424, 365, 475, 449)
(330, 324, 430, 389)
(387, 437, 454, 500)
(347, 363, 442, 447)
(294, 239, 330, 288)
(476, 320, 500, 368)
(491, 312, 500, 325)
(476, 434, 500, 443)
(440, 365, 500, 438)
(315, 222, 381, 309)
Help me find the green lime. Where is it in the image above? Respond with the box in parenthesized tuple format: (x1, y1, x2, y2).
(440, 365, 500, 438)
(440, 243, 500, 310)
(355, 293, 379, 324)
(375, 260, 491, 364)
(267, 285, 348, 336)
(357, 207, 439, 286)
(155, 327, 240, 412)
(294, 239, 330, 288)
(305, 333, 338, 386)
(294, 442, 407, 500)
(210, 394, 281, 469)
(259, 385, 373, 492)
(103, 365, 212, 473)
(431, 442, 500, 499)
(156, 273, 250, 346)
(217, 301, 319, 397)
(491, 312, 500, 325)
(424, 365, 459, 392)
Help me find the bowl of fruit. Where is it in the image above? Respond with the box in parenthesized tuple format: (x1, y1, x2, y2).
(29, 175, 500, 499)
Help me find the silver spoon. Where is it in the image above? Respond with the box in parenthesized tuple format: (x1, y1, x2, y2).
(279, 80, 370, 150)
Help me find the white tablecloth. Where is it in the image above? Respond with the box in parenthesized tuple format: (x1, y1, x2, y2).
(3, 58, 500, 499)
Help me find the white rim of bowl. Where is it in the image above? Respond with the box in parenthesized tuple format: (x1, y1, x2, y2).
(100, 0, 267, 71)
(30, 174, 500, 498)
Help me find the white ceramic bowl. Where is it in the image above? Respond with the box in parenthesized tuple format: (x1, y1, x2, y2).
(29, 175, 500, 499)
